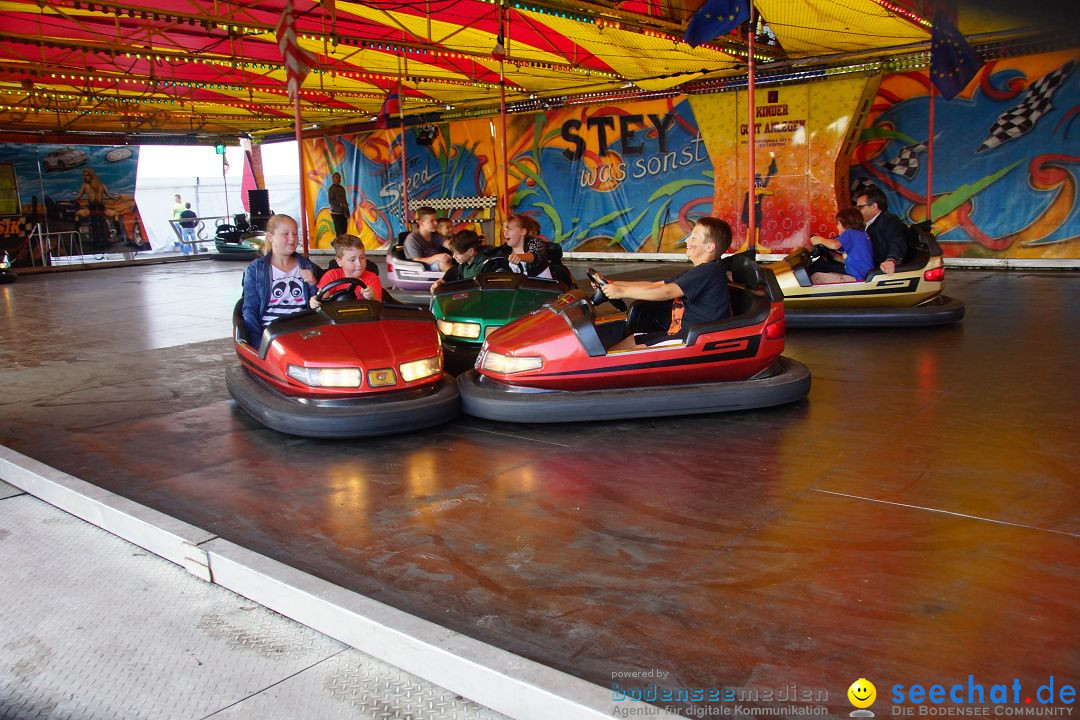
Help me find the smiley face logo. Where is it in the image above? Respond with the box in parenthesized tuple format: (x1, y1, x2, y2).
(848, 678, 877, 709)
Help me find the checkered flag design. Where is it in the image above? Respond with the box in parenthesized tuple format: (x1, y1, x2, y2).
(977, 61, 1075, 153)
(882, 141, 928, 180)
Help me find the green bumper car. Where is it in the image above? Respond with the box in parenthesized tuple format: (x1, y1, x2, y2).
(431, 266, 571, 374)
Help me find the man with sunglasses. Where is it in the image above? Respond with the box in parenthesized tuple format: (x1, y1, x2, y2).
(854, 186, 908, 275)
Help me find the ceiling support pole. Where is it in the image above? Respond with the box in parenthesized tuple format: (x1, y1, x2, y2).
(926, 82, 935, 227)
(499, 4, 510, 222)
(293, 95, 309, 253)
(746, 5, 756, 255)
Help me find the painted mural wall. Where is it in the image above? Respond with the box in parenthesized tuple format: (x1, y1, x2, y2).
(695, 76, 872, 254)
(850, 50, 1079, 258)
(0, 143, 147, 263)
(504, 97, 712, 253)
(303, 120, 498, 250)
(302, 49, 1079, 259)
(303, 98, 717, 253)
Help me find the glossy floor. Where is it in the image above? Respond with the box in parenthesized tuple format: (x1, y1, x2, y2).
(0, 261, 1076, 715)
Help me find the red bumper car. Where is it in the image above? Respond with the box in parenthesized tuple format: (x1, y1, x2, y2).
(226, 278, 459, 438)
(458, 257, 810, 422)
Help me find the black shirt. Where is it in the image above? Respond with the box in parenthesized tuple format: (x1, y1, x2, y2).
(492, 236, 550, 277)
(666, 262, 731, 326)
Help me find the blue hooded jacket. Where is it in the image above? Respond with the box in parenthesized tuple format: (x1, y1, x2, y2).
(240, 253, 319, 345)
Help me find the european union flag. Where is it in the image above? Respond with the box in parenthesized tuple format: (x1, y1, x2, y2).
(684, 0, 750, 48)
(930, 9, 984, 100)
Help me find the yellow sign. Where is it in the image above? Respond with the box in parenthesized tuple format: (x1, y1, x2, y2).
(0, 163, 20, 217)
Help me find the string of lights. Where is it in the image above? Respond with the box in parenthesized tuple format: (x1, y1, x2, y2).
(27, 0, 625, 79)
(1, 0, 1065, 140)
(4, 88, 399, 114)
(0, 34, 531, 92)
(6, 0, 775, 87)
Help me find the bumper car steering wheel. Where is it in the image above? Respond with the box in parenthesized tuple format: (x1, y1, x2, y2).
(316, 277, 368, 303)
(585, 267, 627, 311)
(479, 256, 512, 274)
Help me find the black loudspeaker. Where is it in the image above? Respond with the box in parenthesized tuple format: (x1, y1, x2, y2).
(248, 189, 270, 217)
(416, 124, 440, 146)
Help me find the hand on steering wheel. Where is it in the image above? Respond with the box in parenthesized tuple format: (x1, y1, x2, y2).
(585, 267, 627, 311)
(315, 277, 368, 304)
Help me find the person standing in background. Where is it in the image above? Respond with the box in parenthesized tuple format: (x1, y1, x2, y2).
(328, 172, 349, 236)
(172, 194, 185, 253)
(179, 202, 198, 255)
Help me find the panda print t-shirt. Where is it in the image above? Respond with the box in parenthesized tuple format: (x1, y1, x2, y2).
(262, 264, 308, 326)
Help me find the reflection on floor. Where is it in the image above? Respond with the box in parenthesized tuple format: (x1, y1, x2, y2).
(0, 261, 1077, 715)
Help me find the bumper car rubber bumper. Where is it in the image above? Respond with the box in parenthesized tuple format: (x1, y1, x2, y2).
(784, 295, 965, 328)
(458, 356, 810, 423)
(226, 366, 460, 438)
(0, 269, 15, 284)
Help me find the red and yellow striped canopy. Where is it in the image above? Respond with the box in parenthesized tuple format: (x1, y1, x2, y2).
(0, 0, 1037, 141)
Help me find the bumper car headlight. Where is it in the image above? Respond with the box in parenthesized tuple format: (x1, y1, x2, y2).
(437, 320, 482, 339)
(480, 351, 543, 375)
(399, 356, 442, 382)
(287, 365, 362, 388)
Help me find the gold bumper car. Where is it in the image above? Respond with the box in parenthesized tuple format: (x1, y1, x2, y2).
(769, 225, 964, 328)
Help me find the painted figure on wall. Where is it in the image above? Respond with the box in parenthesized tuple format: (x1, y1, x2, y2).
(740, 152, 778, 252)
(76, 168, 113, 247)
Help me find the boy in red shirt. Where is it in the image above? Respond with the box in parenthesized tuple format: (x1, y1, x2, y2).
(310, 235, 382, 307)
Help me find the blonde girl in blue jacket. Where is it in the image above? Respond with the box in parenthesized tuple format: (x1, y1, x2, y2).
(240, 214, 320, 344)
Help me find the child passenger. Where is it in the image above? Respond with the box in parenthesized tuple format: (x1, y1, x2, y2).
(807, 207, 874, 283)
(403, 206, 452, 271)
(310, 234, 382, 307)
(436, 217, 454, 241)
(494, 214, 549, 276)
(241, 214, 319, 344)
(601, 217, 732, 351)
(429, 230, 492, 292)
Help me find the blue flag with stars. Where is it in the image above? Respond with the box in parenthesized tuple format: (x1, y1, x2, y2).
(930, 9, 983, 100)
(684, 0, 750, 48)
